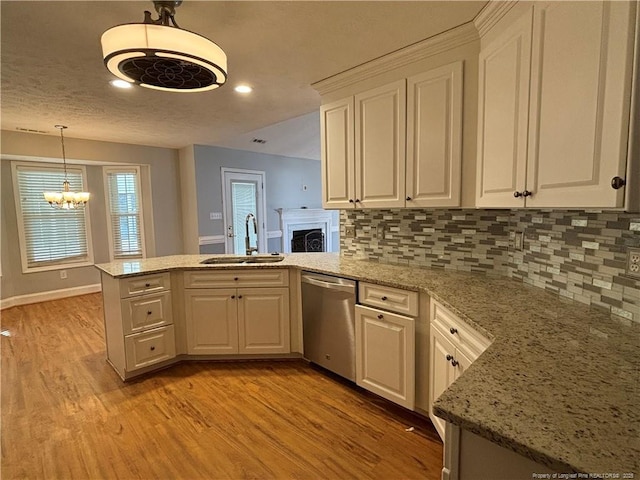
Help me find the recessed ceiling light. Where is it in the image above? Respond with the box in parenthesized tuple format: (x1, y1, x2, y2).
(110, 79, 133, 89)
(234, 85, 252, 94)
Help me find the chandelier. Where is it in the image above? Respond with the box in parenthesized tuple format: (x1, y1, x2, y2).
(43, 126, 90, 209)
(101, 1, 227, 93)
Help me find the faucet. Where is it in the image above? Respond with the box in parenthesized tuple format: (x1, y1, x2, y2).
(245, 213, 258, 255)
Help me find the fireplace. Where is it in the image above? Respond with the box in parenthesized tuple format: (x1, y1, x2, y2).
(276, 208, 337, 254)
(291, 228, 325, 252)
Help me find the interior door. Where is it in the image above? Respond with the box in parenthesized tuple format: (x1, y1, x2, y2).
(222, 168, 267, 254)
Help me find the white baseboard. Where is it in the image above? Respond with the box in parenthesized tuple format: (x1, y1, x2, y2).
(1, 283, 102, 310)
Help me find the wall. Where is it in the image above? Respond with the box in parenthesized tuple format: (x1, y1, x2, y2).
(341, 209, 640, 323)
(1, 130, 183, 301)
(193, 145, 333, 254)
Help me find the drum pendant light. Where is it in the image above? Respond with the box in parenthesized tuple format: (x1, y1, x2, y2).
(101, 1, 227, 93)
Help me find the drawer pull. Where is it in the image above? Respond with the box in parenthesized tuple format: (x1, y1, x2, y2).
(446, 354, 453, 361)
(234, 277, 239, 281)
(381, 296, 388, 301)
(150, 346, 155, 351)
(449, 327, 458, 335)
(145, 283, 151, 287)
(147, 310, 152, 315)
(377, 314, 384, 320)
(450, 359, 459, 367)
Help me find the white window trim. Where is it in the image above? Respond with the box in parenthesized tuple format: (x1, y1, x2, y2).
(103, 165, 147, 261)
(11, 161, 94, 274)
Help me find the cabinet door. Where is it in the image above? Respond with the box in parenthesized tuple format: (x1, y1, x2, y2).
(429, 326, 457, 441)
(237, 288, 290, 354)
(476, 7, 533, 208)
(355, 80, 406, 208)
(320, 97, 355, 209)
(407, 62, 463, 207)
(355, 305, 415, 409)
(525, 1, 634, 208)
(124, 325, 176, 372)
(184, 289, 238, 354)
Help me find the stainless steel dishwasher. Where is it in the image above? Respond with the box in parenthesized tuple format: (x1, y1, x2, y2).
(301, 271, 356, 381)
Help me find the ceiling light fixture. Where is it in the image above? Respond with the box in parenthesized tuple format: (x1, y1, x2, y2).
(234, 85, 252, 94)
(43, 126, 90, 209)
(101, 1, 227, 93)
(110, 79, 133, 89)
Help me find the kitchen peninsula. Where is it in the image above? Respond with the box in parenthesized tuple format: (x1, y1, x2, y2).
(96, 252, 639, 478)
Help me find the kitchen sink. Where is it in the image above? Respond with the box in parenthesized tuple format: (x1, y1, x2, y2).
(200, 255, 284, 265)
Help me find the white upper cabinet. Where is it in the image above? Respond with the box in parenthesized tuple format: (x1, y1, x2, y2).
(320, 97, 355, 209)
(476, 7, 533, 208)
(407, 62, 464, 208)
(355, 80, 407, 209)
(476, 1, 636, 208)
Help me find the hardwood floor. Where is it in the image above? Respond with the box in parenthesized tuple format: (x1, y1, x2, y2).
(1, 293, 443, 479)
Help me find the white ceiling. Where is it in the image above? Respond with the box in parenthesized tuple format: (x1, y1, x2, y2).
(1, 1, 486, 160)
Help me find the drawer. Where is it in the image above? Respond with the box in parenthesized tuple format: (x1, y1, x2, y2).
(125, 325, 176, 372)
(121, 291, 173, 335)
(359, 282, 419, 317)
(184, 269, 289, 288)
(120, 272, 170, 298)
(431, 300, 491, 359)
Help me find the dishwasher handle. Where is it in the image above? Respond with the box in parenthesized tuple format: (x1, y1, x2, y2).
(301, 274, 356, 294)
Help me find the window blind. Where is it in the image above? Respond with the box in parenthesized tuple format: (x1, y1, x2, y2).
(105, 169, 143, 258)
(15, 165, 91, 268)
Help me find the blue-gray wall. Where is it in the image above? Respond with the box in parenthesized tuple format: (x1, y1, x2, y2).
(194, 145, 329, 253)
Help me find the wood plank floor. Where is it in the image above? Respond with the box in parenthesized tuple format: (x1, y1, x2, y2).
(1, 293, 443, 479)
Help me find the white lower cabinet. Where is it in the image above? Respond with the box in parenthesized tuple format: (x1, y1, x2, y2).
(124, 325, 176, 371)
(355, 282, 418, 410)
(184, 270, 290, 356)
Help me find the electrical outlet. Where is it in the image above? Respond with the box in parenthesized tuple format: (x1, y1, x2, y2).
(627, 248, 640, 276)
(514, 231, 524, 251)
(345, 225, 356, 238)
(60, 270, 67, 279)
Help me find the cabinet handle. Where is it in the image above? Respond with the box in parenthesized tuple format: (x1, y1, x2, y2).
(150, 346, 155, 351)
(231, 295, 235, 299)
(238, 295, 243, 299)
(147, 310, 152, 315)
(349, 199, 354, 203)
(513, 191, 523, 198)
(449, 327, 458, 335)
(234, 277, 239, 281)
(145, 283, 151, 287)
(377, 314, 384, 319)
(446, 354, 453, 361)
(406, 196, 412, 201)
(451, 359, 459, 367)
(381, 296, 388, 301)
(522, 190, 532, 197)
(355, 199, 361, 203)
(611, 176, 626, 189)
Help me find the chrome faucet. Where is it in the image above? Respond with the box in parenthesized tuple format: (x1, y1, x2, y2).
(245, 213, 258, 255)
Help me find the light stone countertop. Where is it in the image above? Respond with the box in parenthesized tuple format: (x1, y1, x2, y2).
(95, 252, 640, 474)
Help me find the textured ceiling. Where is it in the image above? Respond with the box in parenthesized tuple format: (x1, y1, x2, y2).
(1, 1, 486, 159)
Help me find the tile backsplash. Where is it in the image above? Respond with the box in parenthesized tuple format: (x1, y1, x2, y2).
(340, 209, 640, 323)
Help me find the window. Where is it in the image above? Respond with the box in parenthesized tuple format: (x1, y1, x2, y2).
(12, 162, 93, 273)
(104, 167, 145, 259)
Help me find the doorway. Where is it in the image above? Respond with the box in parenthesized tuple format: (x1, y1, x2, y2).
(221, 168, 267, 254)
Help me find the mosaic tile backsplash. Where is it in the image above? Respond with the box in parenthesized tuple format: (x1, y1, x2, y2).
(340, 209, 640, 323)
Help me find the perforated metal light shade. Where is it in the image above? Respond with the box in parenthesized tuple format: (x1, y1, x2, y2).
(101, 23, 227, 92)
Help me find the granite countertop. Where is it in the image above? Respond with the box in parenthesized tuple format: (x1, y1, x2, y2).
(95, 253, 640, 474)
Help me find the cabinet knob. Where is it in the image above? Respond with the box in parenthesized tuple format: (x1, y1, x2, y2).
(234, 277, 239, 281)
(349, 199, 354, 203)
(377, 314, 384, 319)
(451, 359, 459, 367)
(355, 199, 361, 203)
(147, 310, 152, 315)
(231, 295, 235, 299)
(446, 354, 453, 361)
(150, 346, 155, 351)
(406, 196, 412, 201)
(381, 296, 388, 301)
(611, 176, 626, 190)
(145, 283, 151, 287)
(449, 327, 458, 335)
(513, 191, 523, 198)
(522, 190, 532, 197)
(238, 295, 243, 299)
